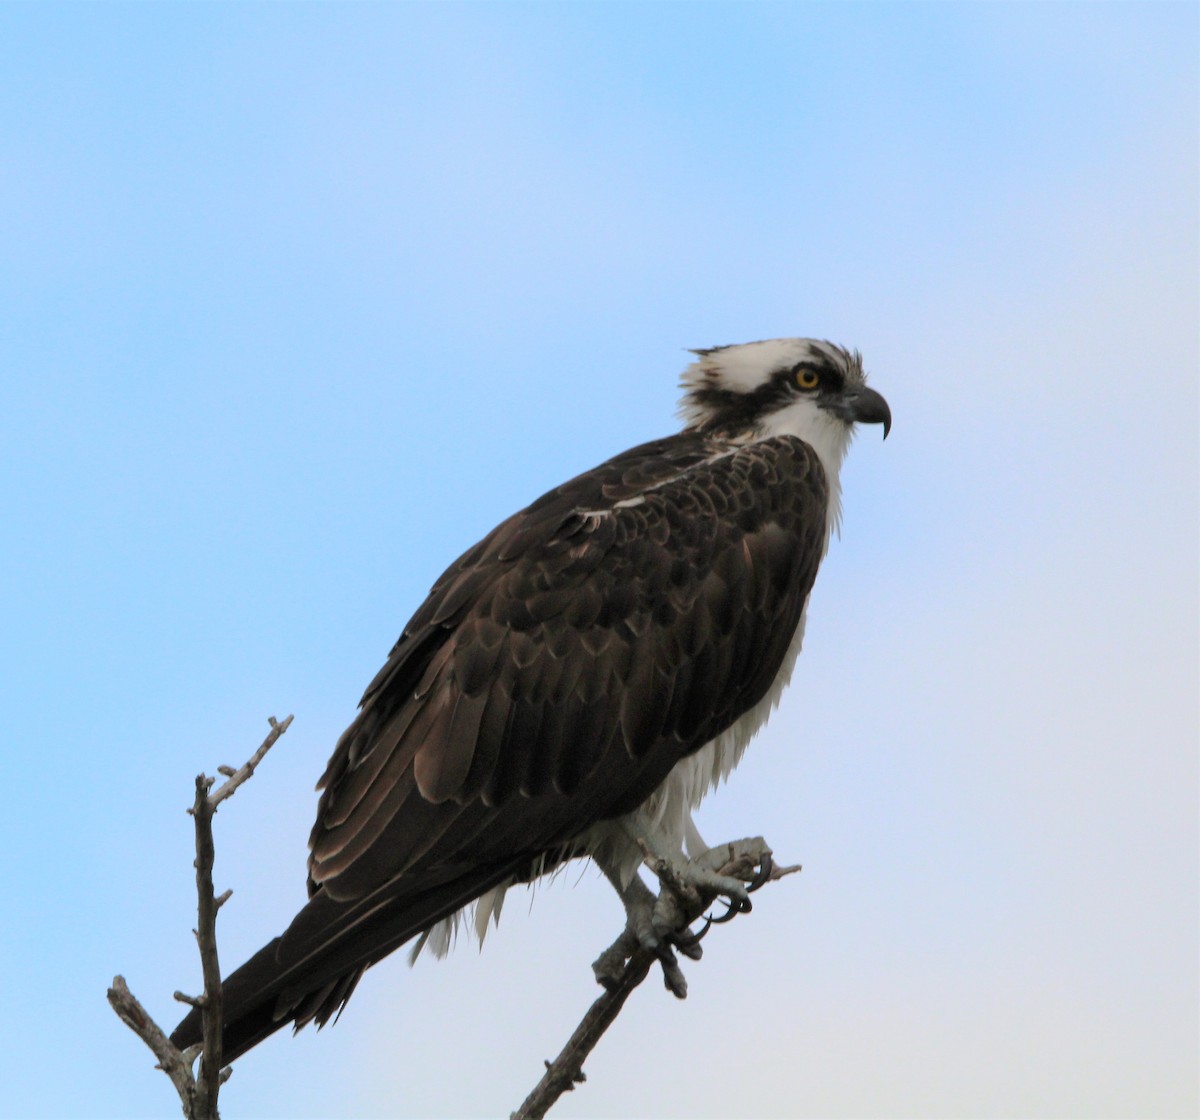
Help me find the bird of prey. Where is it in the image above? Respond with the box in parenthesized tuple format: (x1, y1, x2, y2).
(172, 337, 890, 1061)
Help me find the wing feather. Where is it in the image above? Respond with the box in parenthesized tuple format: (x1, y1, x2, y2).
(174, 430, 836, 1060)
(305, 431, 827, 957)
(414, 686, 489, 803)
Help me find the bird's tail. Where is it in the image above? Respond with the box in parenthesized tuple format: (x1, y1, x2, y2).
(170, 934, 347, 1062)
(170, 860, 521, 1062)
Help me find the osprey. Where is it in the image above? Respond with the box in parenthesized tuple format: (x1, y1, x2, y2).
(172, 338, 890, 1060)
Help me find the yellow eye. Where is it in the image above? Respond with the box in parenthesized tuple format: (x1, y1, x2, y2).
(795, 368, 820, 391)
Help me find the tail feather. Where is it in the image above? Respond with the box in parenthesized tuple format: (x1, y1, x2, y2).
(170, 859, 523, 1062)
(170, 936, 309, 1060)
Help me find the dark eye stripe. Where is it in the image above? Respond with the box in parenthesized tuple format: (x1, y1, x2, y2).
(790, 361, 845, 394)
(692, 356, 850, 435)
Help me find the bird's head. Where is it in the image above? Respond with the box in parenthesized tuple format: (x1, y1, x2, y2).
(678, 337, 890, 479)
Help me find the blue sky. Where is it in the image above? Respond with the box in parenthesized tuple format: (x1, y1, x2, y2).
(1, 4, 1196, 1118)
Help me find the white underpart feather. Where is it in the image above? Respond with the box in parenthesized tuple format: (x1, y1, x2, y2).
(754, 394, 854, 537)
(412, 338, 858, 959)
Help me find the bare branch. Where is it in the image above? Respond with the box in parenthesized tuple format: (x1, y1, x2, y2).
(209, 714, 292, 808)
(191, 772, 225, 1118)
(512, 849, 800, 1119)
(107, 715, 292, 1119)
(107, 976, 197, 1115)
(510, 948, 653, 1120)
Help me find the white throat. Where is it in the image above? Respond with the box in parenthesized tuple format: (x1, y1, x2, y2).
(754, 396, 853, 541)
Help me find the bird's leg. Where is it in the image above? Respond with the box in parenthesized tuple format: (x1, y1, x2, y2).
(592, 822, 785, 998)
(591, 862, 694, 997)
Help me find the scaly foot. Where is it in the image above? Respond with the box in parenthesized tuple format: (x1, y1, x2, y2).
(592, 837, 784, 998)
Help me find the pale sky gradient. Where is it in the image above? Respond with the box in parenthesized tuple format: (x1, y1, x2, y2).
(1, 4, 1196, 1118)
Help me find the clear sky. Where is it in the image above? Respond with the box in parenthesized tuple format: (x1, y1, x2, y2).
(1, 4, 1196, 1118)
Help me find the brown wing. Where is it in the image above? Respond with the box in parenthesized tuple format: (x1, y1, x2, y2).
(307, 432, 828, 902)
(172, 431, 830, 1059)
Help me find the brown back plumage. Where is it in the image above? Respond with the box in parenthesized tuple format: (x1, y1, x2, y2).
(172, 430, 829, 1060)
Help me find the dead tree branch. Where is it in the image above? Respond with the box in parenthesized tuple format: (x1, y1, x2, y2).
(107, 714, 292, 1120)
(511, 844, 800, 1120)
(107, 976, 197, 1106)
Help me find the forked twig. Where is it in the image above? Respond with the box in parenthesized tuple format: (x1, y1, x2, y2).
(107, 715, 292, 1120)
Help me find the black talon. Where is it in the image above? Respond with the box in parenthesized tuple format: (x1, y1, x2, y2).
(676, 916, 713, 948)
(747, 853, 773, 893)
(672, 921, 707, 960)
(707, 899, 739, 924)
(673, 931, 697, 951)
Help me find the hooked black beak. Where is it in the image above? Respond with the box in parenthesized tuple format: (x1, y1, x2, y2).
(824, 385, 891, 438)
